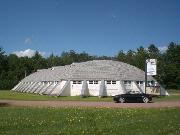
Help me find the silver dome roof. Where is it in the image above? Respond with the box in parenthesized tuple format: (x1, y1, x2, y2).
(22, 60, 154, 82)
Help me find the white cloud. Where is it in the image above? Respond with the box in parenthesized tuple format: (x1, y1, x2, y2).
(13, 49, 46, 58)
(158, 46, 168, 52)
(24, 37, 32, 44)
(13, 49, 35, 58)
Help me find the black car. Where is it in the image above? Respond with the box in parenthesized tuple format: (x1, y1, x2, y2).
(113, 91, 152, 103)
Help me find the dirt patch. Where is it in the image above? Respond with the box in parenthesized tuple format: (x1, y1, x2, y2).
(0, 100, 179, 108)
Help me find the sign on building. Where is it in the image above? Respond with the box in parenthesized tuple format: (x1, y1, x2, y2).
(146, 59, 157, 75)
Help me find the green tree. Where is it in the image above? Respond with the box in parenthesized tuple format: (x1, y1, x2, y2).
(31, 51, 47, 71)
(77, 52, 91, 61)
(47, 53, 63, 67)
(163, 42, 180, 88)
(134, 46, 148, 70)
(126, 50, 135, 65)
(0, 47, 8, 89)
(147, 44, 160, 59)
(117, 50, 126, 62)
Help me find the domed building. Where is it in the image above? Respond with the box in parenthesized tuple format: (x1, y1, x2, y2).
(12, 60, 168, 96)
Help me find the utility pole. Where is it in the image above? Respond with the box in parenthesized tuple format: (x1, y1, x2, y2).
(145, 60, 148, 94)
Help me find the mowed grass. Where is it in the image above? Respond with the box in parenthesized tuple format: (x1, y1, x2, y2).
(0, 90, 179, 102)
(153, 95, 180, 102)
(0, 107, 179, 135)
(0, 90, 113, 101)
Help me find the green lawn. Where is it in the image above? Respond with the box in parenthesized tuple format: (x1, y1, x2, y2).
(0, 90, 113, 101)
(0, 90, 179, 102)
(0, 107, 179, 135)
(168, 89, 180, 94)
(153, 95, 180, 102)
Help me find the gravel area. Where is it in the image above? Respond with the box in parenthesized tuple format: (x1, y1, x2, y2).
(0, 100, 179, 108)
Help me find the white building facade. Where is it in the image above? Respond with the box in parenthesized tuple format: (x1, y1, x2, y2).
(12, 60, 168, 96)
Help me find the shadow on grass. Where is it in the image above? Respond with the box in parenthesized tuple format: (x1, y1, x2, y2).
(0, 102, 10, 107)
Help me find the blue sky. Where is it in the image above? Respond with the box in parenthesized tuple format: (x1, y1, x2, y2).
(0, 0, 179, 57)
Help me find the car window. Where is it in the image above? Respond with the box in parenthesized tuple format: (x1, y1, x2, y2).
(126, 91, 140, 94)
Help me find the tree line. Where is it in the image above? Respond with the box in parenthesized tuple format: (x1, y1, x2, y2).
(0, 42, 179, 90)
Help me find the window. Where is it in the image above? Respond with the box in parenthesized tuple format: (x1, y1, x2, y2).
(73, 81, 76, 84)
(89, 81, 93, 84)
(54, 81, 59, 84)
(44, 81, 48, 84)
(107, 81, 111, 84)
(106, 80, 116, 84)
(124, 81, 127, 84)
(73, 81, 82, 84)
(112, 81, 116, 84)
(147, 80, 154, 86)
(78, 81, 82, 84)
(136, 81, 143, 85)
(94, 81, 98, 84)
(89, 81, 99, 84)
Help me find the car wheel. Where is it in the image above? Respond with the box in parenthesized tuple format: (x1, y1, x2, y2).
(143, 97, 149, 103)
(118, 97, 125, 103)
